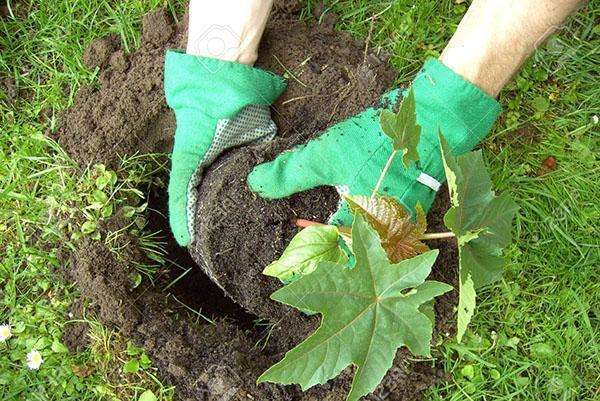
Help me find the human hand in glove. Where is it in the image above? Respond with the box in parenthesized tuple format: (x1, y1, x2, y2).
(248, 58, 501, 225)
(165, 0, 283, 246)
(247, 0, 584, 224)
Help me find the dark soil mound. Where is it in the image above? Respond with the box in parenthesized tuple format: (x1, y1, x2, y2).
(57, 4, 457, 401)
(56, 9, 186, 167)
(63, 220, 295, 401)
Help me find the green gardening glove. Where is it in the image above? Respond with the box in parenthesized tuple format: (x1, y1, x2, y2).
(248, 58, 501, 225)
(165, 50, 286, 246)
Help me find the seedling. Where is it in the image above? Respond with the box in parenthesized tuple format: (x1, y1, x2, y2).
(259, 88, 518, 400)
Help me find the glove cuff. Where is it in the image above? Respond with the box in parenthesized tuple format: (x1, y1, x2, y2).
(164, 50, 286, 120)
(414, 58, 501, 154)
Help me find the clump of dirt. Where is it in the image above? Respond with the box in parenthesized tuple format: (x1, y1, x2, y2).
(82, 34, 120, 70)
(0, 1, 7, 18)
(272, 0, 303, 17)
(58, 4, 457, 400)
(56, 9, 187, 167)
(504, 122, 542, 147)
(2, 77, 18, 104)
(61, 299, 92, 352)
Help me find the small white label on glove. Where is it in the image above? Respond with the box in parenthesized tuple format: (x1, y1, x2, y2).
(417, 172, 442, 192)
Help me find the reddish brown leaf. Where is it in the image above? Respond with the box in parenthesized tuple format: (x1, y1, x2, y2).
(345, 195, 429, 263)
(536, 155, 557, 176)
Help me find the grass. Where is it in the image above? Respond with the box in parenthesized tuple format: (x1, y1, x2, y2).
(0, 1, 185, 399)
(1, 0, 598, 400)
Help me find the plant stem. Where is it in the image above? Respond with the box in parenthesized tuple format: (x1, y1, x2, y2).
(293, 218, 455, 240)
(372, 150, 398, 198)
(420, 232, 455, 240)
(292, 218, 325, 228)
(292, 219, 352, 236)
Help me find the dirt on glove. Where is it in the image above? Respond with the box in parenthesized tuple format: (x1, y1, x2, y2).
(57, 3, 458, 400)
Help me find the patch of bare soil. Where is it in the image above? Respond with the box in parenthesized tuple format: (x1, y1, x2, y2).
(56, 8, 186, 167)
(57, 3, 457, 400)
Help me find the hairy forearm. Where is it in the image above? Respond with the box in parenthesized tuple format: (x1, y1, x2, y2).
(440, 0, 585, 97)
(186, 0, 273, 65)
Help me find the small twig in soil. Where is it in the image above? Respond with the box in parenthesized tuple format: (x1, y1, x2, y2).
(328, 77, 354, 123)
(214, 246, 235, 256)
(282, 94, 324, 106)
(273, 55, 307, 87)
(363, 15, 377, 64)
(298, 56, 312, 68)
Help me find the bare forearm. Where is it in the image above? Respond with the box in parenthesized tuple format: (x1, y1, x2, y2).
(186, 0, 273, 65)
(440, 0, 585, 97)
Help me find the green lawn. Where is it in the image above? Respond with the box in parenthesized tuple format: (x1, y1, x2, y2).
(1, 1, 598, 400)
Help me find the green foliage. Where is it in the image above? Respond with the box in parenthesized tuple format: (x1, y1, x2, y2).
(345, 195, 429, 262)
(127, 340, 144, 356)
(258, 214, 452, 401)
(261, 113, 519, 400)
(261, 94, 519, 399)
(124, 358, 141, 374)
(439, 133, 519, 342)
(379, 88, 421, 170)
(263, 225, 348, 281)
(139, 390, 158, 401)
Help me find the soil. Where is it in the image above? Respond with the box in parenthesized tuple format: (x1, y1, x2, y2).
(57, 3, 458, 400)
(61, 299, 92, 352)
(2, 77, 18, 103)
(0, 1, 6, 18)
(56, 10, 187, 167)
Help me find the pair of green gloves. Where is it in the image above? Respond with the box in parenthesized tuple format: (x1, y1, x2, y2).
(164, 50, 500, 247)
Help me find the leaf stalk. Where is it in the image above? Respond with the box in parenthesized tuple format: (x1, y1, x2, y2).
(420, 232, 455, 240)
(293, 218, 456, 241)
(372, 150, 398, 198)
(291, 218, 325, 228)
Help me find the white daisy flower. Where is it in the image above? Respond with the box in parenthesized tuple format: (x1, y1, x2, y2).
(0, 325, 11, 342)
(26, 349, 43, 370)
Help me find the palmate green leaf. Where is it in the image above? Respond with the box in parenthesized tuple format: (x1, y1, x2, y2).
(345, 195, 429, 263)
(263, 225, 347, 281)
(258, 214, 452, 401)
(379, 88, 421, 170)
(439, 132, 519, 342)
